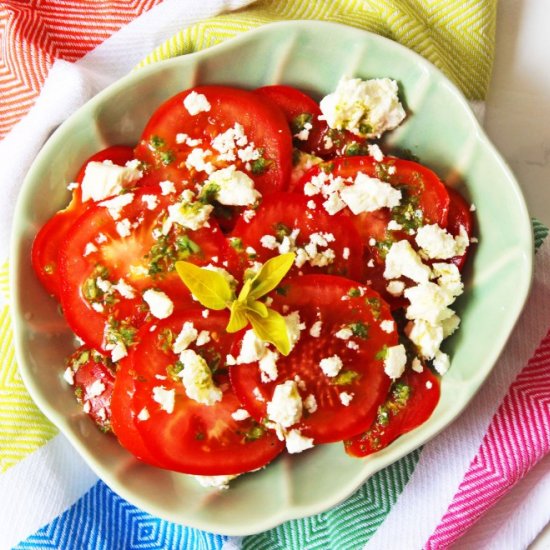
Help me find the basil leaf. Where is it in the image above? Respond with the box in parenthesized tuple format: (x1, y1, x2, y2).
(248, 253, 295, 301)
(248, 307, 291, 356)
(175, 261, 233, 310)
(226, 301, 248, 333)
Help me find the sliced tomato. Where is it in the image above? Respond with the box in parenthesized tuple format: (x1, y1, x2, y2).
(230, 192, 364, 281)
(230, 275, 397, 444)
(66, 346, 115, 431)
(344, 366, 440, 457)
(255, 84, 368, 158)
(58, 185, 228, 352)
(134, 85, 293, 195)
(111, 355, 170, 466)
(32, 146, 135, 298)
(445, 187, 474, 269)
(126, 310, 284, 475)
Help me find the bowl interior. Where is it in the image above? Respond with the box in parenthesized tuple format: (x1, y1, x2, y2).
(11, 20, 533, 535)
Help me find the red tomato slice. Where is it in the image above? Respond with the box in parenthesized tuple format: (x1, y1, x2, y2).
(32, 146, 135, 298)
(293, 155, 450, 251)
(134, 85, 293, 196)
(255, 84, 368, 158)
(58, 185, 228, 352)
(230, 192, 364, 281)
(445, 187, 474, 270)
(66, 346, 115, 431)
(128, 310, 284, 475)
(344, 366, 440, 457)
(230, 275, 397, 444)
(111, 355, 170, 466)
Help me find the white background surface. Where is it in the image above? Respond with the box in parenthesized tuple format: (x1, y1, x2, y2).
(485, 1, 550, 547)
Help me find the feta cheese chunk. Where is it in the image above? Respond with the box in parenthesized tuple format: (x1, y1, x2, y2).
(194, 474, 238, 490)
(384, 344, 407, 380)
(267, 380, 303, 428)
(404, 282, 455, 325)
(81, 161, 142, 202)
(285, 311, 306, 351)
(179, 349, 222, 406)
(415, 224, 469, 260)
(165, 200, 213, 231)
(99, 192, 135, 220)
(384, 240, 431, 284)
(152, 386, 175, 414)
(236, 329, 267, 364)
(204, 166, 261, 206)
(143, 289, 174, 319)
(319, 355, 344, 377)
(340, 173, 401, 214)
(319, 76, 406, 138)
(183, 91, 211, 115)
(173, 321, 198, 353)
(285, 429, 314, 454)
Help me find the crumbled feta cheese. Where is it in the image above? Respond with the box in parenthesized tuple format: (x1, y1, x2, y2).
(179, 349, 222, 406)
(303, 394, 318, 414)
(387, 219, 403, 231)
(384, 240, 431, 283)
(252, 386, 265, 402)
(319, 355, 343, 377)
(319, 76, 406, 138)
(431, 262, 464, 298)
(86, 380, 105, 398)
(91, 302, 105, 313)
(383, 344, 407, 380)
(335, 327, 353, 340)
(309, 320, 322, 338)
(83, 401, 91, 414)
(323, 192, 347, 215)
(259, 349, 279, 383)
(63, 367, 75, 385)
(107, 341, 127, 362)
(67, 181, 79, 191)
(99, 193, 135, 220)
(83, 242, 97, 256)
(340, 172, 401, 214)
(342, 247, 350, 260)
(81, 162, 142, 202)
(141, 194, 159, 210)
(412, 357, 424, 373)
(415, 224, 469, 260)
(115, 218, 132, 238)
(152, 386, 175, 413)
(386, 280, 405, 296)
(143, 289, 174, 319)
(347, 340, 360, 351)
(433, 350, 450, 375)
(236, 330, 267, 364)
(406, 319, 444, 360)
(380, 320, 395, 334)
(204, 166, 261, 206)
(183, 91, 211, 115)
(173, 321, 198, 353)
(368, 143, 384, 162)
(186, 148, 214, 174)
(159, 180, 176, 195)
(231, 408, 250, 421)
(165, 200, 213, 231)
(266, 380, 303, 428)
(260, 234, 278, 250)
(196, 330, 211, 347)
(285, 429, 314, 454)
(137, 407, 150, 421)
(339, 391, 354, 406)
(404, 282, 455, 325)
(285, 311, 306, 351)
(113, 278, 135, 299)
(194, 474, 238, 490)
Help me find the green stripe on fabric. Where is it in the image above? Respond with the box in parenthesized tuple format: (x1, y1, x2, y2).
(242, 449, 422, 550)
(0, 304, 58, 472)
(137, 0, 496, 100)
(533, 218, 549, 251)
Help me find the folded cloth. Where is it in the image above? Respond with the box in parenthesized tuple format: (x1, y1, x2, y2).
(3, 1, 550, 550)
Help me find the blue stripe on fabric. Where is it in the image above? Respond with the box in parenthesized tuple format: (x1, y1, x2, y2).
(14, 480, 226, 550)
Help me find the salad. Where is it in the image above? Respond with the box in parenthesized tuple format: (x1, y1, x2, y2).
(32, 76, 474, 488)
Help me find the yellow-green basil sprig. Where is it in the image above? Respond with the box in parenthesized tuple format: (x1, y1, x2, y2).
(175, 253, 295, 355)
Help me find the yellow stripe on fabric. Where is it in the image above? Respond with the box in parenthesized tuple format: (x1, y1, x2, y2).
(136, 0, 496, 100)
(0, 261, 9, 302)
(0, 297, 58, 473)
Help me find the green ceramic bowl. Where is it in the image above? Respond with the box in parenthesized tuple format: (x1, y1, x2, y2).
(10, 21, 533, 535)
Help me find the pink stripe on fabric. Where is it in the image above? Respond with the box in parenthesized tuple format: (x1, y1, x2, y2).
(424, 329, 550, 549)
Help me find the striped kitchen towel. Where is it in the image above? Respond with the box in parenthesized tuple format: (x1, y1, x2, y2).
(4, 1, 550, 549)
